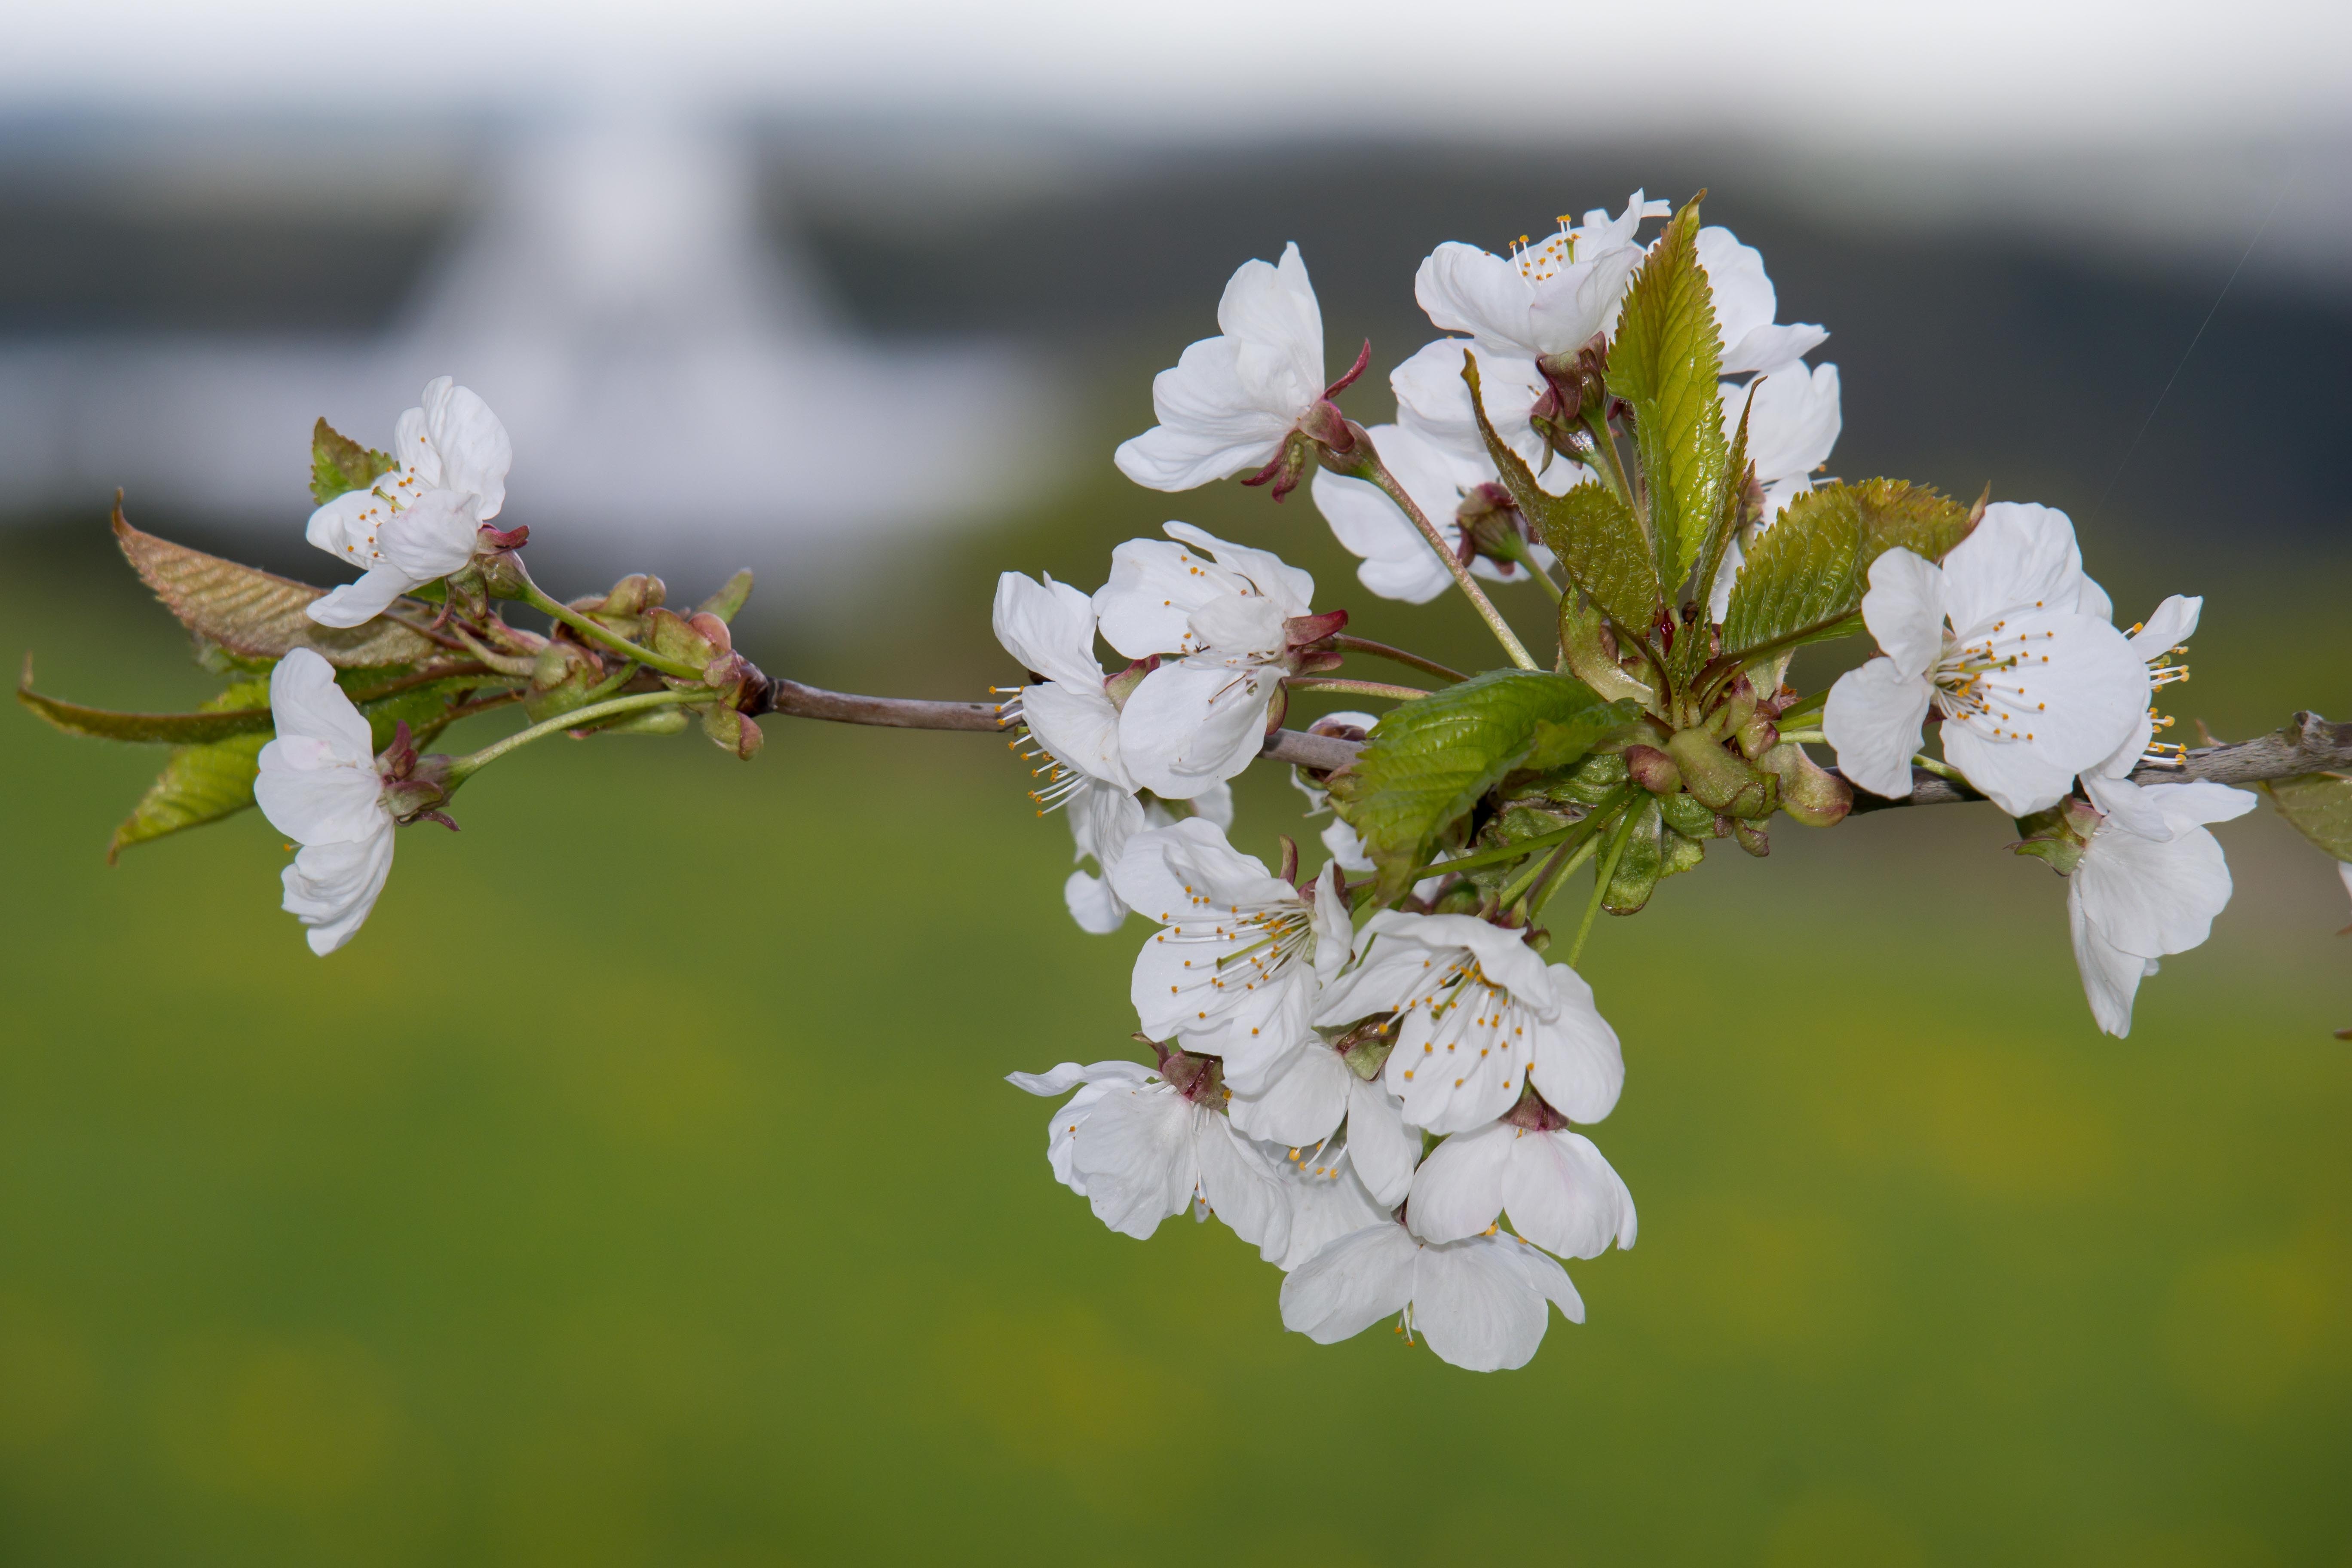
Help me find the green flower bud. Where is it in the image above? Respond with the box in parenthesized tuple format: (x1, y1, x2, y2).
(1665, 728, 1776, 818)
(1756, 741, 1853, 827)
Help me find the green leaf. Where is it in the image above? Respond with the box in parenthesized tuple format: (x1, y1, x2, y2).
(696, 569, 755, 623)
(2261, 772, 2352, 862)
(356, 675, 500, 750)
(17, 679, 272, 744)
(114, 504, 442, 668)
(309, 417, 395, 506)
(1531, 483, 1664, 636)
(1721, 486, 1863, 656)
(1719, 479, 1982, 660)
(1328, 671, 1639, 902)
(1605, 196, 1727, 594)
(108, 678, 273, 861)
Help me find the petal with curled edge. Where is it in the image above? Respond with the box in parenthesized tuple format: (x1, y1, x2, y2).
(307, 567, 420, 630)
(1115, 337, 1294, 492)
(418, 377, 512, 518)
(1824, 656, 1934, 801)
(1502, 1129, 1636, 1259)
(1410, 1234, 1553, 1372)
(282, 827, 395, 956)
(1093, 535, 1246, 660)
(992, 572, 1104, 693)
(1228, 1040, 1349, 1146)
(1162, 521, 1315, 621)
(1279, 1223, 1418, 1344)
(1275, 1148, 1391, 1273)
(1940, 502, 2089, 633)
(1734, 362, 1841, 487)
(1415, 243, 1542, 359)
(1345, 1077, 1420, 1209)
(1194, 1114, 1293, 1263)
(374, 489, 482, 583)
(1118, 662, 1275, 800)
(1527, 963, 1624, 1123)
(1216, 242, 1325, 413)
(1069, 1084, 1199, 1240)
(265, 648, 375, 762)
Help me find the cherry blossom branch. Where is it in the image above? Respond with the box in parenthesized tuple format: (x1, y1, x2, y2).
(1352, 447, 1539, 671)
(1841, 712, 2352, 814)
(1330, 635, 1467, 684)
(512, 574, 707, 682)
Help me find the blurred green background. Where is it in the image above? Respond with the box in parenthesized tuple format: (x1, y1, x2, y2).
(3, 382, 2349, 1565)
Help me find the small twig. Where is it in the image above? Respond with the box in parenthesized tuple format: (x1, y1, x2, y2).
(1331, 635, 1467, 684)
(1284, 677, 1431, 702)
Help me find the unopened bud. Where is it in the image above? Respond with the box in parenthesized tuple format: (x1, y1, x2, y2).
(525, 640, 607, 722)
(1756, 741, 1852, 827)
(1622, 744, 1681, 796)
(1665, 729, 1776, 818)
(1734, 820, 1770, 857)
(699, 704, 763, 761)
(2012, 796, 2101, 875)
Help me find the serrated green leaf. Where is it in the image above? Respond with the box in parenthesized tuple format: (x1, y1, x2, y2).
(1719, 479, 1981, 660)
(1531, 483, 1664, 636)
(114, 504, 441, 668)
(108, 678, 273, 861)
(1606, 197, 1727, 595)
(1328, 671, 1639, 902)
(1721, 486, 1863, 656)
(2261, 772, 2352, 861)
(309, 417, 396, 506)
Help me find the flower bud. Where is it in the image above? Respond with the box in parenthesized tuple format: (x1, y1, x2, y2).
(699, 704, 763, 761)
(1600, 799, 1664, 915)
(1664, 729, 1777, 819)
(1657, 790, 1716, 840)
(2012, 796, 2101, 875)
(1755, 741, 1852, 827)
(1622, 744, 1681, 796)
(1733, 820, 1770, 858)
(566, 575, 668, 643)
(525, 639, 608, 723)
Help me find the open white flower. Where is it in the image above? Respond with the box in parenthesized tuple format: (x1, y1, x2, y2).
(1697, 226, 1829, 376)
(1094, 523, 1317, 800)
(2078, 594, 2201, 840)
(1707, 361, 1845, 618)
(1415, 193, 1668, 368)
(1309, 422, 1557, 603)
(1389, 338, 1571, 484)
(305, 377, 512, 628)
(1007, 1057, 1291, 1261)
(1279, 1220, 1585, 1372)
(992, 570, 1145, 933)
(253, 649, 395, 956)
(1824, 505, 2147, 815)
(1111, 820, 1350, 1091)
(1407, 1117, 1636, 1260)
(1314, 912, 1623, 1136)
(1217, 1028, 1422, 1197)
(1271, 1136, 1397, 1272)
(1114, 243, 1336, 492)
(2069, 780, 2254, 1037)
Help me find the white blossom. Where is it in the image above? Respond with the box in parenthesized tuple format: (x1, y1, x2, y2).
(1114, 243, 1331, 492)
(1094, 523, 1317, 799)
(1824, 503, 2147, 815)
(1406, 1118, 1636, 1259)
(1389, 338, 1576, 487)
(1696, 226, 1829, 376)
(1229, 1041, 1422, 1200)
(1007, 1059, 1291, 1261)
(305, 377, 512, 628)
(1309, 422, 1557, 603)
(252, 649, 395, 955)
(1278, 1220, 1584, 1372)
(1314, 912, 1623, 1136)
(2069, 780, 2254, 1037)
(1271, 1136, 1396, 1272)
(1111, 820, 1350, 1091)
(1414, 193, 1668, 368)
(992, 570, 1144, 933)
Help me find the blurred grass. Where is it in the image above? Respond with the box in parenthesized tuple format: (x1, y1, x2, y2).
(2, 491, 2350, 1568)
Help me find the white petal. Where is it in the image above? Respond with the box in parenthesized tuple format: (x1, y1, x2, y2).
(1939, 611, 2149, 816)
(306, 568, 419, 629)
(373, 490, 481, 581)
(1279, 1223, 1418, 1344)
(2081, 772, 2174, 842)
(1737, 362, 1841, 485)
(1069, 1085, 1199, 1240)
(1824, 658, 1934, 800)
(1275, 1152, 1391, 1273)
(1939, 502, 2088, 631)
(1501, 1130, 1637, 1258)
(1406, 1120, 1512, 1242)
(1415, 244, 1541, 358)
(1527, 964, 1624, 1122)
(1859, 548, 1948, 680)
(1215, 242, 1325, 415)
(1068, 780, 1146, 873)
(418, 377, 512, 518)
(1064, 870, 1129, 934)
(992, 572, 1103, 692)
(1161, 521, 1316, 620)
(265, 648, 375, 761)
(1228, 1043, 1351, 1145)
(1118, 662, 1274, 799)
(1410, 1235, 1550, 1372)
(1722, 322, 1830, 377)
(304, 487, 386, 563)
(1194, 1115, 1293, 1262)
(2069, 885, 2150, 1038)
(1022, 679, 1134, 793)
(1526, 245, 1645, 354)
(1345, 1077, 1421, 1209)
(2131, 594, 2201, 655)
(1092, 536, 1237, 659)
(281, 826, 395, 955)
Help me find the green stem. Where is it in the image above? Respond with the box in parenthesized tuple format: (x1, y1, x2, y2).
(1578, 407, 1636, 511)
(1330, 635, 1467, 684)
(1488, 535, 1565, 605)
(1516, 826, 1611, 921)
(519, 580, 706, 682)
(445, 690, 701, 787)
(1911, 752, 1969, 786)
(1568, 805, 1642, 967)
(1359, 452, 1537, 671)
(1285, 677, 1430, 702)
(1775, 728, 1825, 746)
(1409, 786, 1630, 883)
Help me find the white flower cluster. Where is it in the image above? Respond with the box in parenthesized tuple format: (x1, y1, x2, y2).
(999, 191, 2259, 1369)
